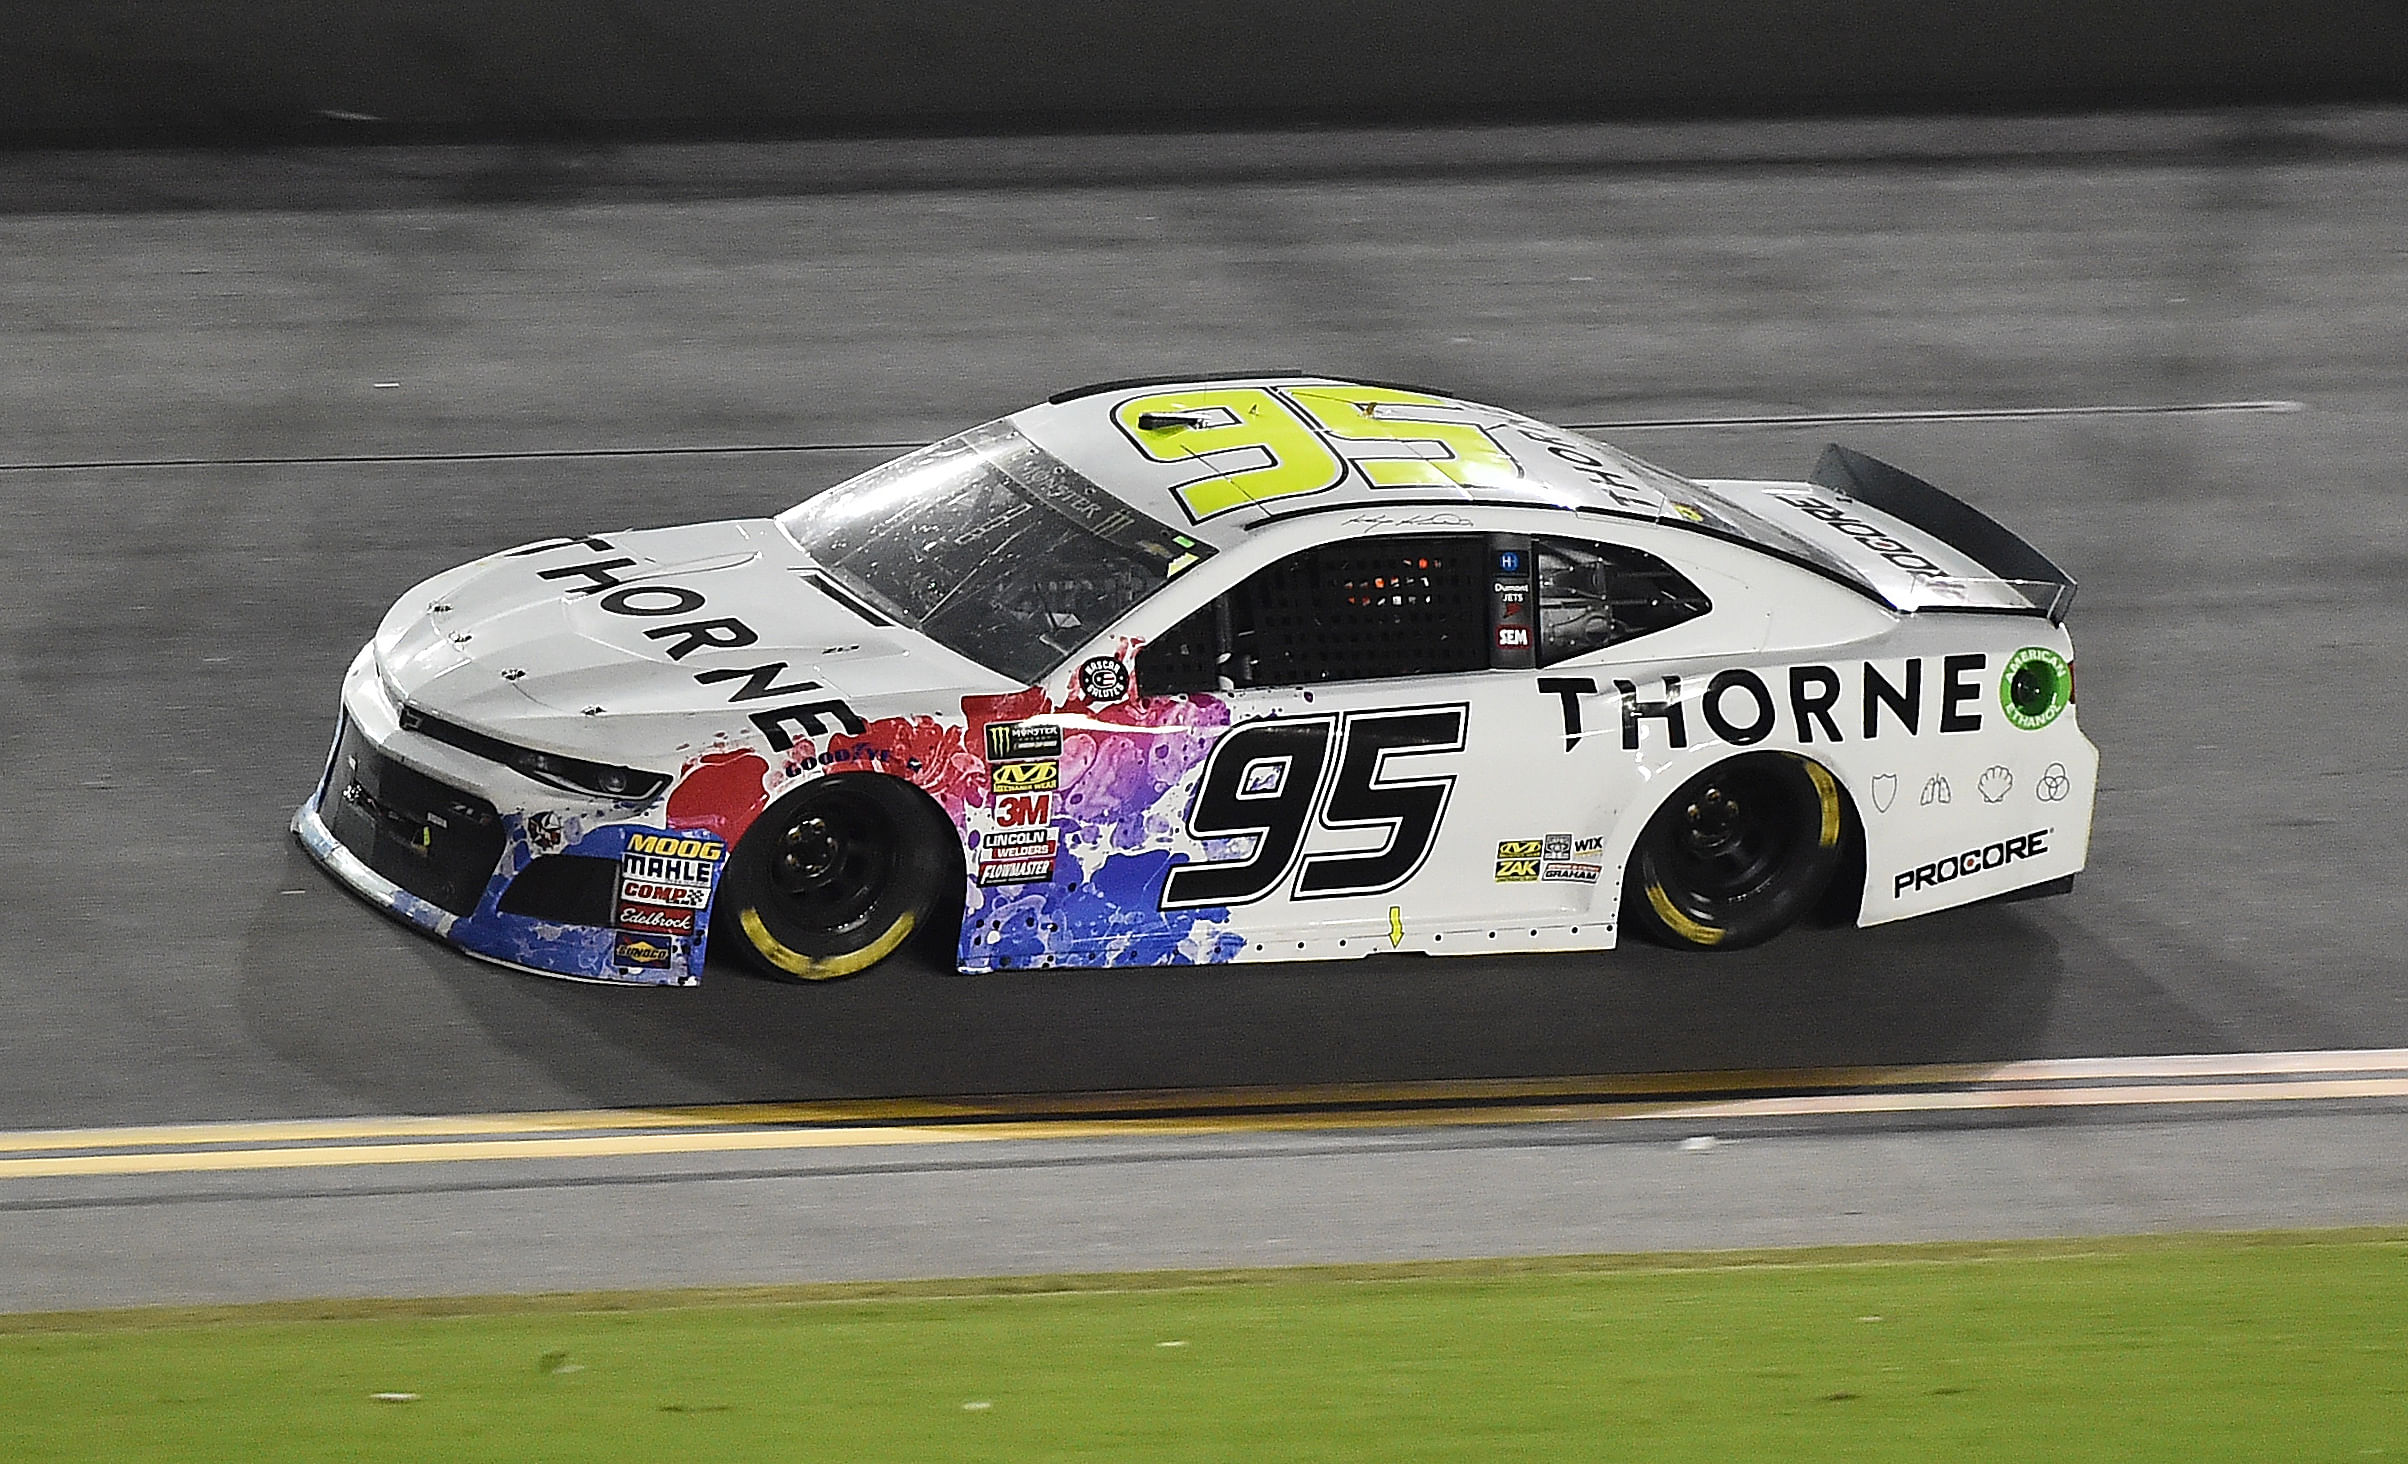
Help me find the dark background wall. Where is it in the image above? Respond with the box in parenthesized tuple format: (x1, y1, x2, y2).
(9, 1, 2408, 144)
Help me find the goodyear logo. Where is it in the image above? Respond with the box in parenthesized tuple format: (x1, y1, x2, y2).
(627, 833, 725, 862)
(985, 720, 1063, 762)
(993, 759, 1059, 793)
(1495, 839, 1542, 883)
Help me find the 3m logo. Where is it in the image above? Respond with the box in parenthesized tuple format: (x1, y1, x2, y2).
(992, 760, 1058, 793)
(994, 792, 1053, 828)
(1495, 839, 1543, 882)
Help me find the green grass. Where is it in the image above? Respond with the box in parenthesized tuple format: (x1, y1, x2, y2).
(4, 1231, 2404, 1462)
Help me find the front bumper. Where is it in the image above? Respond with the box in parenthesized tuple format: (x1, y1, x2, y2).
(295, 649, 722, 986)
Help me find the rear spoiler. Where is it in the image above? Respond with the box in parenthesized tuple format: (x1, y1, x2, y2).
(1809, 445, 2077, 624)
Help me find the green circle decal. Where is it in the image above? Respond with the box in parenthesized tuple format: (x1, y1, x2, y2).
(2000, 646, 2070, 730)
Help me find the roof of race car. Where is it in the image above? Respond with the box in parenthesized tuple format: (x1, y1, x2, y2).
(1006, 374, 1741, 552)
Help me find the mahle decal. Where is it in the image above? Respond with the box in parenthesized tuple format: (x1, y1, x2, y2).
(2000, 647, 2070, 731)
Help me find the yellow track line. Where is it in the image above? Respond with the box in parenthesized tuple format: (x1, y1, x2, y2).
(4, 1072, 2406, 1181)
(7, 1048, 2406, 1159)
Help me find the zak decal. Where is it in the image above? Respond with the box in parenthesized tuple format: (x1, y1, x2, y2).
(2000, 647, 2071, 731)
(1495, 839, 1542, 882)
(1893, 829, 2051, 898)
(1538, 655, 1991, 752)
(510, 537, 863, 750)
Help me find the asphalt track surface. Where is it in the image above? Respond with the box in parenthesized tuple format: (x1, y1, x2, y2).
(3, 114, 2406, 1306)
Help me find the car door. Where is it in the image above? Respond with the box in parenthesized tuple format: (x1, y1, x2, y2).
(1069, 528, 1563, 958)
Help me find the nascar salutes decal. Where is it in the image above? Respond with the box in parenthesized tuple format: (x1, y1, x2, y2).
(616, 832, 726, 935)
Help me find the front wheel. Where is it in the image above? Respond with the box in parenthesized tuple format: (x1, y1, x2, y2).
(1621, 754, 1845, 951)
(718, 775, 954, 980)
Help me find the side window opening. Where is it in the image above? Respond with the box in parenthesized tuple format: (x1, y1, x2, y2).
(1136, 535, 1487, 694)
(1133, 532, 1713, 695)
(1533, 536, 1713, 666)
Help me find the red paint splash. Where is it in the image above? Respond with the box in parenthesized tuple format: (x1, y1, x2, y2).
(666, 749, 772, 844)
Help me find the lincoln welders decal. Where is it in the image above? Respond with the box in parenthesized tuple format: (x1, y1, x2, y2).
(977, 828, 1058, 885)
(1893, 829, 2050, 898)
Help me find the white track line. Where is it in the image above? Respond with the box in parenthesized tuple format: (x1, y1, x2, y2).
(0, 400, 2306, 473)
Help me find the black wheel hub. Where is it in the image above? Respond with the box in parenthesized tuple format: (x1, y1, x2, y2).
(1668, 777, 1786, 901)
(765, 800, 893, 932)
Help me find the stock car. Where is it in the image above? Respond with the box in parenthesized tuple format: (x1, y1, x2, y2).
(296, 374, 2098, 986)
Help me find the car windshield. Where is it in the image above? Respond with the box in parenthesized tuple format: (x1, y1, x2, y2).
(775, 420, 1211, 684)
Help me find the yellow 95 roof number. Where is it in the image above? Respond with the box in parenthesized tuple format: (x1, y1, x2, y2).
(1113, 384, 1522, 523)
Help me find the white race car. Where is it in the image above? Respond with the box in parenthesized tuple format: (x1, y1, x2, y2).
(297, 375, 2097, 985)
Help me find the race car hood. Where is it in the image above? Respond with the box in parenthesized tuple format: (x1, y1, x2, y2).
(371, 519, 1012, 758)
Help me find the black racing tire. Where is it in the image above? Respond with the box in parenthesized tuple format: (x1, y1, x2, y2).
(719, 774, 955, 981)
(1620, 753, 1846, 951)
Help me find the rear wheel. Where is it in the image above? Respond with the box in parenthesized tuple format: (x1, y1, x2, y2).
(1621, 754, 1845, 950)
(720, 776, 953, 980)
